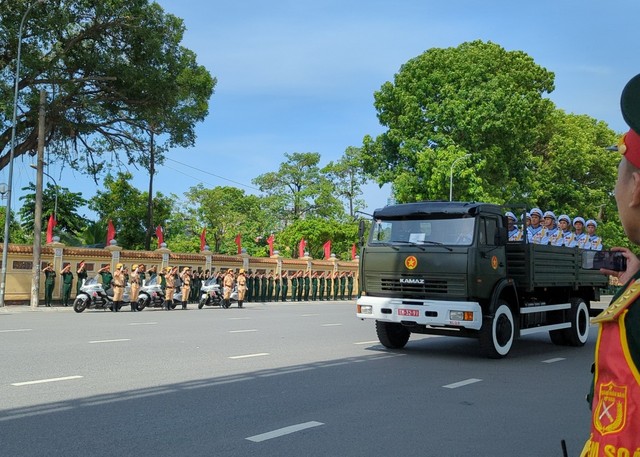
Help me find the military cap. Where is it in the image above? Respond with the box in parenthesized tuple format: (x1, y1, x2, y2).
(573, 216, 585, 226)
(530, 208, 543, 218)
(505, 211, 517, 221)
(543, 211, 556, 220)
(620, 73, 640, 168)
(586, 219, 597, 228)
(558, 214, 571, 224)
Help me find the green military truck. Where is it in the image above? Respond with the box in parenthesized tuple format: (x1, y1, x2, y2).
(355, 201, 608, 358)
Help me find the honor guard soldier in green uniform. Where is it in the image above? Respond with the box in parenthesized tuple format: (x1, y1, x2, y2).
(318, 271, 325, 301)
(297, 271, 304, 301)
(253, 271, 261, 302)
(274, 272, 281, 302)
(246, 270, 254, 303)
(333, 272, 340, 300)
(281, 271, 289, 301)
(290, 272, 298, 303)
(267, 270, 274, 302)
(76, 261, 88, 296)
(303, 271, 310, 301)
(98, 264, 113, 293)
(347, 271, 354, 300)
(326, 272, 333, 300)
(260, 271, 268, 302)
(311, 271, 318, 301)
(43, 262, 56, 307)
(339, 271, 347, 300)
(60, 263, 73, 307)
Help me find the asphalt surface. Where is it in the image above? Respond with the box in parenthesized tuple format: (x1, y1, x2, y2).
(0, 297, 612, 457)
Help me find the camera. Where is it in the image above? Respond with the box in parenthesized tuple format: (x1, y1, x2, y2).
(582, 250, 627, 271)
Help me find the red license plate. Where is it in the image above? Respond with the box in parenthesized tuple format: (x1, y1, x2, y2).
(398, 309, 419, 317)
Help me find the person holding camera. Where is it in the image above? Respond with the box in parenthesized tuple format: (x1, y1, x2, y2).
(581, 74, 640, 456)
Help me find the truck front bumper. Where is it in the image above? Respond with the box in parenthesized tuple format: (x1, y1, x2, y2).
(356, 295, 483, 331)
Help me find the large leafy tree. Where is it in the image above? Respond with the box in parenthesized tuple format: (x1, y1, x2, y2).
(89, 172, 174, 249)
(18, 181, 88, 235)
(0, 0, 215, 176)
(322, 146, 367, 218)
(362, 40, 556, 203)
(252, 152, 344, 223)
(277, 218, 358, 261)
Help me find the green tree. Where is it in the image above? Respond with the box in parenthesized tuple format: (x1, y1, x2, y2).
(253, 152, 344, 223)
(362, 40, 556, 203)
(0, 0, 216, 177)
(277, 218, 359, 260)
(89, 172, 174, 249)
(18, 182, 89, 236)
(322, 146, 367, 218)
(0, 206, 29, 244)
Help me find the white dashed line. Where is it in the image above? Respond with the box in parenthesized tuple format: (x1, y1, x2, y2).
(321, 323, 343, 327)
(88, 339, 131, 344)
(443, 378, 482, 389)
(128, 322, 157, 326)
(301, 314, 320, 317)
(228, 353, 269, 360)
(0, 328, 32, 333)
(229, 329, 257, 333)
(246, 421, 324, 442)
(12, 375, 83, 386)
(354, 340, 380, 345)
(542, 357, 566, 364)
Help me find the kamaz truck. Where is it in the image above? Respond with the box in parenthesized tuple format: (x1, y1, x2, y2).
(355, 202, 608, 358)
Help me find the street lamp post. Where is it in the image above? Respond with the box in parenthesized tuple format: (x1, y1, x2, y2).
(0, 0, 46, 307)
(449, 154, 472, 202)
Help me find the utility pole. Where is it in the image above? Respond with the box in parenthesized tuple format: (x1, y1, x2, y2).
(30, 90, 46, 308)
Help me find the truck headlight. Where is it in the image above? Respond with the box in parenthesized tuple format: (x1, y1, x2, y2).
(358, 304, 373, 314)
(450, 311, 474, 321)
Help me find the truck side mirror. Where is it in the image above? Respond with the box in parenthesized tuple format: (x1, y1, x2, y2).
(494, 227, 508, 246)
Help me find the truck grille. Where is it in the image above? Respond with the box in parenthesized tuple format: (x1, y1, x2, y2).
(368, 274, 466, 298)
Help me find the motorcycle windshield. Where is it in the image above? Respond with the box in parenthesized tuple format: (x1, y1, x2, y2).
(146, 276, 158, 286)
(204, 278, 217, 286)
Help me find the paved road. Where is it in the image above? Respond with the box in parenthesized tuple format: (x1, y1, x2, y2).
(0, 299, 605, 457)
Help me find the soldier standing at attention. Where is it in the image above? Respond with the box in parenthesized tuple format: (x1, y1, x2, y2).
(112, 263, 125, 312)
(76, 261, 88, 296)
(303, 270, 311, 301)
(347, 271, 354, 300)
(129, 264, 142, 312)
(527, 208, 546, 244)
(585, 220, 603, 251)
(326, 271, 333, 301)
(246, 270, 254, 303)
(333, 271, 340, 300)
(260, 271, 268, 302)
(557, 214, 575, 247)
(164, 266, 177, 310)
(339, 271, 347, 300)
(290, 272, 298, 303)
(98, 264, 112, 294)
(236, 269, 247, 308)
(318, 271, 325, 301)
(281, 271, 289, 301)
(580, 72, 640, 457)
(543, 211, 562, 246)
(505, 212, 522, 241)
(274, 271, 281, 302)
(42, 262, 56, 307)
(297, 271, 304, 301)
(267, 270, 274, 302)
(253, 271, 261, 302)
(311, 271, 318, 301)
(222, 269, 235, 308)
(60, 263, 73, 307)
(570, 217, 588, 248)
(180, 267, 192, 309)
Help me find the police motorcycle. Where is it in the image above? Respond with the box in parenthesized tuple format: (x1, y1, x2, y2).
(73, 276, 130, 313)
(198, 277, 223, 309)
(136, 275, 166, 311)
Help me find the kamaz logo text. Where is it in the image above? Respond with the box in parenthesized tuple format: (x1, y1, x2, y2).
(399, 278, 425, 284)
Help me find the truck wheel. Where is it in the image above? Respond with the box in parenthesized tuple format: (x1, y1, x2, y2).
(479, 301, 515, 358)
(73, 298, 87, 313)
(376, 321, 410, 349)
(565, 298, 590, 346)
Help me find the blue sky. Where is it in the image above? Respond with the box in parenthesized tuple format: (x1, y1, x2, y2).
(4, 0, 640, 219)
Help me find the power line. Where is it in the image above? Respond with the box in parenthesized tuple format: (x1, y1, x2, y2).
(164, 157, 261, 191)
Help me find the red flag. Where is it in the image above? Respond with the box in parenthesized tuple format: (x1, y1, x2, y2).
(235, 233, 242, 254)
(200, 228, 207, 251)
(155, 225, 164, 246)
(46, 214, 56, 243)
(351, 243, 357, 260)
(267, 234, 275, 256)
(106, 219, 116, 245)
(323, 240, 332, 260)
(298, 237, 307, 258)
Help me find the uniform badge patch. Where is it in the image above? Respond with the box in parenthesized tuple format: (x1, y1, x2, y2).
(594, 382, 627, 435)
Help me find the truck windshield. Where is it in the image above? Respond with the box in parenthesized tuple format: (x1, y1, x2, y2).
(370, 217, 475, 246)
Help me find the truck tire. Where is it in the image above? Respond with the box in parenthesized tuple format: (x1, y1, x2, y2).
(479, 301, 515, 358)
(557, 297, 590, 346)
(376, 321, 410, 349)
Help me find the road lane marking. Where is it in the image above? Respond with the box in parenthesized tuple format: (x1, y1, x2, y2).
(228, 317, 251, 320)
(443, 378, 482, 389)
(301, 313, 320, 317)
(128, 322, 157, 326)
(321, 323, 342, 327)
(0, 328, 32, 333)
(12, 375, 83, 386)
(542, 357, 566, 364)
(354, 340, 380, 345)
(229, 329, 257, 333)
(89, 339, 131, 344)
(246, 421, 324, 442)
(228, 353, 269, 360)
